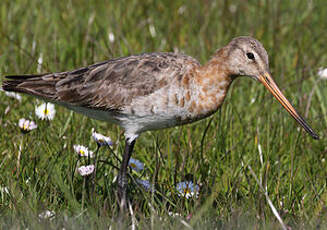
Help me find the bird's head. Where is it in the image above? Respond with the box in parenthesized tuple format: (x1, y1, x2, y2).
(226, 36, 269, 79)
(222, 36, 319, 139)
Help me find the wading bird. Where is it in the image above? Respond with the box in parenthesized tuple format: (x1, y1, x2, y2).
(2, 36, 319, 208)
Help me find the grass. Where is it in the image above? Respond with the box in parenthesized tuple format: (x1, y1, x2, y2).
(0, 0, 327, 229)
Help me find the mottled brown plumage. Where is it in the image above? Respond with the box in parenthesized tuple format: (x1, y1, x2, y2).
(2, 36, 319, 208)
(4, 53, 199, 110)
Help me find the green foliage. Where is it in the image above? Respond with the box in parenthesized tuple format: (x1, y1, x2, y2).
(1, 0, 327, 228)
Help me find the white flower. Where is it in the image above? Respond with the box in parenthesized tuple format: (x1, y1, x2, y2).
(37, 53, 43, 73)
(77, 165, 95, 176)
(318, 67, 327, 79)
(176, 181, 199, 199)
(108, 32, 115, 43)
(73, 145, 94, 158)
(168, 211, 182, 217)
(35, 103, 56, 120)
(2, 90, 22, 102)
(92, 130, 113, 146)
(38, 210, 55, 220)
(18, 118, 37, 132)
(128, 158, 144, 172)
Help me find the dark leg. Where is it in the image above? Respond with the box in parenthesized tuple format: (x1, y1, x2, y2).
(118, 138, 136, 210)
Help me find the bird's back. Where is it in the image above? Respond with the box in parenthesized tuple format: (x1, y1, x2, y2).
(3, 52, 200, 110)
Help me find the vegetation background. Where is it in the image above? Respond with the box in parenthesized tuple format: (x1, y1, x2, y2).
(0, 0, 327, 229)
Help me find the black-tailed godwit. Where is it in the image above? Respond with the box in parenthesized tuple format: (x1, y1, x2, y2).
(2, 36, 319, 208)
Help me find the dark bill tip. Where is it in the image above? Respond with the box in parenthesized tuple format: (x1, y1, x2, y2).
(258, 73, 319, 140)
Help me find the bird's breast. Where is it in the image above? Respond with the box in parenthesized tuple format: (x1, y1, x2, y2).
(118, 79, 229, 134)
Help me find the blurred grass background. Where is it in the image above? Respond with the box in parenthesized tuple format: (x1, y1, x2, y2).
(0, 0, 327, 229)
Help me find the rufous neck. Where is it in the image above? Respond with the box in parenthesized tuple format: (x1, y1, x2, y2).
(190, 51, 233, 116)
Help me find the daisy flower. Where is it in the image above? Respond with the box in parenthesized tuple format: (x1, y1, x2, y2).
(176, 181, 199, 199)
(136, 179, 154, 192)
(18, 118, 37, 133)
(128, 158, 144, 172)
(35, 103, 56, 120)
(318, 67, 327, 80)
(77, 165, 95, 176)
(73, 145, 94, 158)
(91, 129, 113, 146)
(2, 91, 22, 102)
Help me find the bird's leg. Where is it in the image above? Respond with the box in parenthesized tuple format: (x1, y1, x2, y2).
(118, 138, 136, 210)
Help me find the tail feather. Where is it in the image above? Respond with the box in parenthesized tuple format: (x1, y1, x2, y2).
(2, 74, 57, 100)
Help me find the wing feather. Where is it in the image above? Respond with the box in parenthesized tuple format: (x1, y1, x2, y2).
(3, 52, 200, 111)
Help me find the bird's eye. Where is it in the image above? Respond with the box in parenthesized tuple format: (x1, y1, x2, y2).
(246, 52, 255, 60)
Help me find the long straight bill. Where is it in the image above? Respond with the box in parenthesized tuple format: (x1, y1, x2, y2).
(258, 72, 319, 140)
